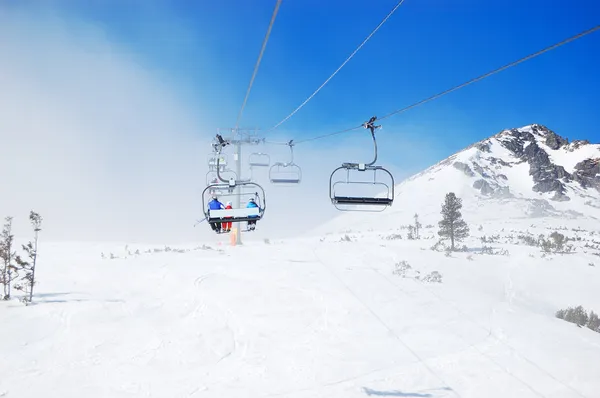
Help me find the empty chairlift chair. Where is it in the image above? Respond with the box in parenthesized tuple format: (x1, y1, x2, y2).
(329, 116, 395, 211)
(248, 152, 270, 168)
(269, 140, 302, 185)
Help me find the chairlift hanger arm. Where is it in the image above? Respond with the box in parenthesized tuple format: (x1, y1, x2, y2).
(287, 140, 295, 165)
(339, 116, 381, 170)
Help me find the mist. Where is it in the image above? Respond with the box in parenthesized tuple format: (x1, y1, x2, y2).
(0, 6, 429, 245)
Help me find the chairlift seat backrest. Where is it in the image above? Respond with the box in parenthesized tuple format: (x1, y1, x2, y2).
(209, 207, 260, 218)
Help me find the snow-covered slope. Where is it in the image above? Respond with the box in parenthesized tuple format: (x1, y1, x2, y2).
(317, 124, 600, 235)
(1, 232, 600, 398)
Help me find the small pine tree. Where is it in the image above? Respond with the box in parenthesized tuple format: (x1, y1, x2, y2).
(0, 217, 17, 300)
(587, 310, 600, 332)
(550, 231, 565, 252)
(438, 192, 469, 251)
(564, 305, 588, 326)
(14, 211, 42, 304)
(413, 213, 422, 239)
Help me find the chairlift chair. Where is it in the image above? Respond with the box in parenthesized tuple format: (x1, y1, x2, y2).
(329, 116, 395, 211)
(269, 140, 302, 185)
(248, 152, 270, 168)
(202, 180, 266, 223)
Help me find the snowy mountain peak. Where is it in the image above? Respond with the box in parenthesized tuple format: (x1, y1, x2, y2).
(458, 124, 600, 202)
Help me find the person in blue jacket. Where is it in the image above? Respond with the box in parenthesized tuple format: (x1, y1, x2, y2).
(208, 195, 225, 232)
(246, 197, 260, 231)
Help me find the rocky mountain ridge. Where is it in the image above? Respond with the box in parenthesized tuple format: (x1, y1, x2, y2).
(450, 124, 600, 202)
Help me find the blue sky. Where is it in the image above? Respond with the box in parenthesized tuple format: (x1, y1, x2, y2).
(42, 0, 600, 157)
(1, 0, 599, 241)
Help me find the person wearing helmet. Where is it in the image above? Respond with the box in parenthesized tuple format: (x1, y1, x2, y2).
(207, 195, 225, 233)
(222, 201, 233, 232)
(246, 197, 259, 231)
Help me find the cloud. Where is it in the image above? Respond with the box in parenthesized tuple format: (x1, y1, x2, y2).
(0, 5, 444, 245)
(0, 6, 209, 243)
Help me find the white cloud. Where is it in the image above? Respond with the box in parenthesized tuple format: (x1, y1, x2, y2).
(0, 6, 209, 243)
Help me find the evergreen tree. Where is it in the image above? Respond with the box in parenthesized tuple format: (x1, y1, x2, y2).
(0, 217, 17, 300)
(438, 192, 469, 250)
(14, 211, 42, 304)
(587, 310, 600, 332)
(413, 213, 421, 239)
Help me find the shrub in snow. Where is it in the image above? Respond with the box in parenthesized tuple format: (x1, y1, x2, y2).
(438, 192, 469, 251)
(481, 234, 500, 243)
(392, 260, 412, 278)
(556, 305, 600, 332)
(540, 231, 575, 254)
(407, 226, 415, 240)
(430, 239, 447, 252)
(479, 245, 509, 256)
(385, 233, 402, 240)
(421, 271, 442, 283)
(518, 233, 538, 246)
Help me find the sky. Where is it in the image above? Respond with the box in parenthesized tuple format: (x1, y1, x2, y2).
(0, 0, 599, 243)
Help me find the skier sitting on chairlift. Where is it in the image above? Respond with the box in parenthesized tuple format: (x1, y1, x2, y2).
(208, 195, 225, 233)
(222, 201, 233, 232)
(246, 197, 260, 231)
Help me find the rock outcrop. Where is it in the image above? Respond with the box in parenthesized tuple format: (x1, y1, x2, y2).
(451, 123, 599, 202)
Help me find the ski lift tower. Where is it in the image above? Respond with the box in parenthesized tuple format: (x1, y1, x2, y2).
(213, 127, 263, 245)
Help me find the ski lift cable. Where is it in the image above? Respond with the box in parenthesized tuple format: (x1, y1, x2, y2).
(264, 0, 408, 133)
(264, 23, 600, 147)
(235, 0, 283, 130)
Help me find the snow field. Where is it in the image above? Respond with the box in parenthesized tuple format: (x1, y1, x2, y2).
(2, 227, 600, 398)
